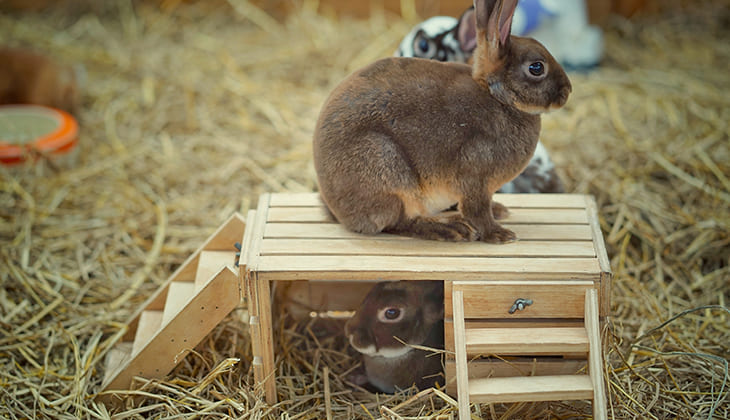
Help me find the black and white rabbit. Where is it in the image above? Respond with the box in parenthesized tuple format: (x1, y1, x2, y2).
(395, 14, 470, 63)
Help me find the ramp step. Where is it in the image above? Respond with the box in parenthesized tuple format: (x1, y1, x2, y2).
(195, 250, 235, 290)
(466, 327, 589, 355)
(132, 310, 163, 354)
(162, 281, 195, 324)
(470, 374, 594, 403)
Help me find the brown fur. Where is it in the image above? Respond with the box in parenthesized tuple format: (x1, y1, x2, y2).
(0, 47, 79, 115)
(345, 281, 444, 393)
(313, 0, 571, 243)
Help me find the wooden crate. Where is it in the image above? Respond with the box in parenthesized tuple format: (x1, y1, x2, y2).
(241, 192, 611, 412)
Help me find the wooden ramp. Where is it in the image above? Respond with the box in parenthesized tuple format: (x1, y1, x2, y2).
(99, 213, 246, 400)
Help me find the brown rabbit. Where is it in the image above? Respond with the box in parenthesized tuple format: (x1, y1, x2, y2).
(0, 46, 80, 115)
(313, 0, 571, 243)
(344, 281, 444, 393)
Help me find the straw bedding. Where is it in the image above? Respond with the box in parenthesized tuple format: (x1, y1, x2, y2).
(1, 0, 728, 418)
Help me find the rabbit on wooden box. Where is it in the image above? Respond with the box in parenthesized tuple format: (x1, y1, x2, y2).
(393, 0, 601, 194)
(314, 0, 572, 242)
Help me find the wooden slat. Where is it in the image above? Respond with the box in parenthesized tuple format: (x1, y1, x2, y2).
(244, 210, 265, 401)
(245, 270, 263, 398)
(586, 289, 608, 420)
(260, 238, 596, 258)
(465, 327, 589, 355)
(239, 211, 256, 266)
(470, 375, 594, 403)
(268, 193, 589, 209)
(267, 206, 331, 223)
(243, 209, 268, 403)
(255, 274, 277, 404)
(245, 196, 270, 273)
(444, 319, 585, 354)
(264, 222, 594, 241)
(585, 196, 612, 318)
(245, 194, 278, 405)
(446, 281, 594, 318)
(266, 207, 589, 225)
(268, 192, 322, 207)
(132, 310, 163, 355)
(492, 193, 593, 209)
(195, 250, 235, 290)
(275, 281, 375, 318)
(452, 290, 471, 420)
(238, 209, 257, 308)
(584, 196, 611, 275)
(444, 358, 588, 395)
(239, 210, 258, 282)
(162, 281, 195, 324)
(255, 256, 601, 281)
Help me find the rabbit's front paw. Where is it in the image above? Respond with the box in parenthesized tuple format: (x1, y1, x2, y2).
(413, 218, 479, 242)
(388, 215, 479, 242)
(440, 218, 480, 242)
(480, 225, 516, 244)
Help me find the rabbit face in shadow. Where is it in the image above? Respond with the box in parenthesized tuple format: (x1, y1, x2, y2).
(345, 281, 444, 393)
(345, 281, 443, 357)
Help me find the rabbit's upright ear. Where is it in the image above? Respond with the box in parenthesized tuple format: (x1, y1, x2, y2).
(475, 0, 518, 61)
(456, 7, 477, 53)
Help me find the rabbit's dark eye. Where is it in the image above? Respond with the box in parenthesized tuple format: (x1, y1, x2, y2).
(418, 38, 429, 53)
(378, 307, 404, 322)
(385, 308, 400, 319)
(528, 61, 545, 76)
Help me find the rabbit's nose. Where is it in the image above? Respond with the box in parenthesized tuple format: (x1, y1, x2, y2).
(554, 85, 571, 107)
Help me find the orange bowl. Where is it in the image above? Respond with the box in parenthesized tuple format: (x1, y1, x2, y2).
(0, 104, 79, 165)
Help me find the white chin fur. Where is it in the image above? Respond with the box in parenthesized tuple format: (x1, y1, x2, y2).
(349, 338, 413, 358)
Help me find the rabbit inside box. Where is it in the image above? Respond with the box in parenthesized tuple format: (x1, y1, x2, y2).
(275, 280, 446, 394)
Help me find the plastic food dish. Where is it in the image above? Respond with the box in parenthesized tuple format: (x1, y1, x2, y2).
(0, 104, 79, 165)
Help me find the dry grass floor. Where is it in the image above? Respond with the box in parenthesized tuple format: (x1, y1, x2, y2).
(1, 0, 728, 419)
